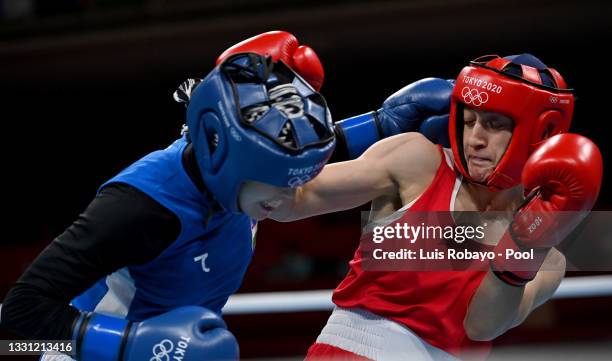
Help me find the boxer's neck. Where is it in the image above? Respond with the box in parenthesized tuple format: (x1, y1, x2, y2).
(458, 180, 523, 212)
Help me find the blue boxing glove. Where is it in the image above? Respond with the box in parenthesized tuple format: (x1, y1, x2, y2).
(334, 78, 454, 160)
(73, 306, 238, 361)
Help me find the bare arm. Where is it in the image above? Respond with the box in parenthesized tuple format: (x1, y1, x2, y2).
(463, 248, 566, 341)
(271, 132, 439, 221)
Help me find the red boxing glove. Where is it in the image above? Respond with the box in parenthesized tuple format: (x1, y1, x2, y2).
(216, 30, 324, 91)
(492, 133, 603, 286)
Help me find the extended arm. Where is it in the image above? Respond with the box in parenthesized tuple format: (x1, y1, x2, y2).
(272, 132, 440, 221)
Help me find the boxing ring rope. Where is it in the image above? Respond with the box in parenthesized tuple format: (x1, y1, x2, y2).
(0, 276, 610, 318)
(221, 275, 612, 315)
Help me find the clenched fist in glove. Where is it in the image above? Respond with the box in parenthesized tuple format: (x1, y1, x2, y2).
(334, 78, 454, 160)
(174, 30, 324, 105)
(491, 133, 603, 286)
(75, 306, 238, 361)
(217, 30, 324, 91)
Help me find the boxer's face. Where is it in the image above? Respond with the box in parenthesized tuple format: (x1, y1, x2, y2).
(238, 181, 297, 220)
(462, 107, 514, 182)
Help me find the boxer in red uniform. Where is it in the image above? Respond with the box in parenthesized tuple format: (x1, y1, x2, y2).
(271, 54, 603, 360)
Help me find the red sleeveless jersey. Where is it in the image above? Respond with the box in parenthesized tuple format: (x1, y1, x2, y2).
(333, 146, 492, 359)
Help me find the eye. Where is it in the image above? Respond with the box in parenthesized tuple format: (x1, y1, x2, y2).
(462, 108, 477, 125)
(486, 115, 513, 131)
(464, 118, 476, 128)
(488, 119, 503, 129)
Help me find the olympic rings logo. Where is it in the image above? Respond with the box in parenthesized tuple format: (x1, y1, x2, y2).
(461, 87, 489, 106)
(150, 339, 174, 361)
(287, 175, 312, 187)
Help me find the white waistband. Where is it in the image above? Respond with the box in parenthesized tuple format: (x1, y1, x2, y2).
(316, 307, 459, 361)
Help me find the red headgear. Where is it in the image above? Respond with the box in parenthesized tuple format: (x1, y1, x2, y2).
(449, 54, 575, 191)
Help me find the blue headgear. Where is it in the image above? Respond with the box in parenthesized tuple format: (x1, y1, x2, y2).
(186, 53, 336, 213)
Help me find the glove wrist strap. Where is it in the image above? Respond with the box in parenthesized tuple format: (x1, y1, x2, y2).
(334, 111, 383, 159)
(75, 312, 130, 361)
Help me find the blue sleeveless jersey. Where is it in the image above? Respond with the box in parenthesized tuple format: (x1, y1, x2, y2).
(71, 137, 256, 320)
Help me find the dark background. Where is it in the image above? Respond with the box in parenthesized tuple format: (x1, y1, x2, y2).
(1, 0, 611, 359)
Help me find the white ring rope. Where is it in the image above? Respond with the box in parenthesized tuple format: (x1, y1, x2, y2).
(221, 275, 612, 315)
(0, 276, 609, 318)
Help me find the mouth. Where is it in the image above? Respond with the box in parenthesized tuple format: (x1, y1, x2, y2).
(260, 199, 283, 212)
(468, 155, 492, 166)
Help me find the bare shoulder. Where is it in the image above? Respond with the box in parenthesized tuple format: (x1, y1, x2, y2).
(361, 132, 438, 161)
(362, 132, 441, 179)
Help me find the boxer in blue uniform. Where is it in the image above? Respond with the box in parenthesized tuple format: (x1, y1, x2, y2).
(0, 32, 335, 361)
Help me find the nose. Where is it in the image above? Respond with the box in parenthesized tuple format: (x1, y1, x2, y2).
(467, 120, 487, 149)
